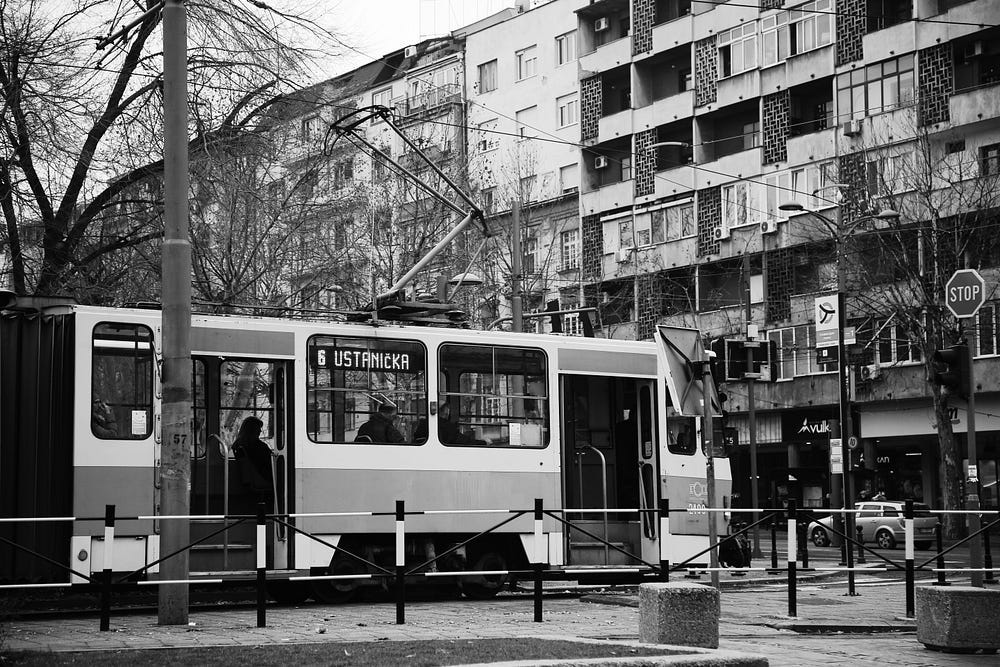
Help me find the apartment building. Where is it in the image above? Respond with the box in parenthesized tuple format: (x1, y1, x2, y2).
(573, 0, 1000, 510)
(464, 0, 590, 332)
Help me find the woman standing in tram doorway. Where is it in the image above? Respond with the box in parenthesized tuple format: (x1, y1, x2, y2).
(232, 416, 274, 509)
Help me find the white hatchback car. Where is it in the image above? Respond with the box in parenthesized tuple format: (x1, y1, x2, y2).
(810, 501, 937, 550)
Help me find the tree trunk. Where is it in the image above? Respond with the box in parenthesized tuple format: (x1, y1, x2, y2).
(933, 390, 964, 538)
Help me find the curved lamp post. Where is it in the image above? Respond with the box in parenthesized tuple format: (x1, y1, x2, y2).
(779, 201, 899, 573)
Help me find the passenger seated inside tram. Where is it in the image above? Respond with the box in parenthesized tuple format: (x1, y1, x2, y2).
(437, 403, 486, 445)
(355, 403, 406, 444)
(92, 397, 119, 438)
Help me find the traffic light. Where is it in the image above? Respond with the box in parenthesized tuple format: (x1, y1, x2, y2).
(545, 300, 562, 334)
(930, 343, 969, 397)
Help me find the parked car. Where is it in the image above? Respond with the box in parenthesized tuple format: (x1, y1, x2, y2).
(809, 501, 937, 550)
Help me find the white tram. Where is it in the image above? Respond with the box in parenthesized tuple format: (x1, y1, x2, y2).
(0, 304, 731, 601)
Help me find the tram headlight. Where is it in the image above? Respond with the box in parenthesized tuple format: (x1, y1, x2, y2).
(78, 549, 89, 562)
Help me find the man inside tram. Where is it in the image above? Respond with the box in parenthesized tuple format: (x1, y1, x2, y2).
(356, 402, 407, 444)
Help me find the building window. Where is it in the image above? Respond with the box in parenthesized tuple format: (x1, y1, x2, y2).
(836, 54, 914, 120)
(768, 325, 828, 380)
(618, 218, 634, 249)
(519, 174, 537, 201)
(658, 201, 695, 241)
(560, 228, 580, 271)
(981, 143, 1000, 176)
(761, 0, 834, 67)
(515, 105, 538, 139)
(516, 45, 538, 81)
(524, 234, 539, 276)
(718, 23, 757, 78)
(557, 93, 579, 128)
(865, 152, 909, 196)
(560, 163, 579, 193)
(481, 187, 496, 213)
(563, 313, 583, 336)
(556, 30, 577, 65)
(873, 318, 922, 365)
(476, 118, 499, 153)
(722, 181, 756, 229)
(301, 115, 323, 142)
(478, 59, 498, 93)
(333, 158, 354, 188)
(371, 87, 392, 114)
(743, 121, 760, 150)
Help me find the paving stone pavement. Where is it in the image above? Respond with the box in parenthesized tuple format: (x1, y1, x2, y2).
(4, 575, 999, 666)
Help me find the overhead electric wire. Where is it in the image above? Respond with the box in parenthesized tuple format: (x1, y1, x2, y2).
(692, 0, 999, 29)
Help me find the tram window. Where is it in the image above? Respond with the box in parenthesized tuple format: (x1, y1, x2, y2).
(91, 323, 154, 440)
(307, 335, 426, 444)
(667, 417, 696, 455)
(438, 344, 548, 448)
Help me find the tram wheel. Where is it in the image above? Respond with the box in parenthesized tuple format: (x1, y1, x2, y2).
(267, 580, 310, 605)
(311, 555, 362, 604)
(461, 551, 508, 600)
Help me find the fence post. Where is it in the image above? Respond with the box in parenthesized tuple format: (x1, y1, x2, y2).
(933, 522, 949, 586)
(396, 500, 406, 625)
(983, 521, 996, 585)
(799, 515, 809, 569)
(904, 499, 914, 619)
(770, 509, 778, 571)
(659, 499, 670, 582)
(787, 499, 797, 618)
(99, 504, 116, 632)
(856, 524, 866, 564)
(256, 502, 267, 628)
(534, 498, 544, 622)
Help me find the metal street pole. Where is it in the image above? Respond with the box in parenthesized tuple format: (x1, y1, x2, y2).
(511, 198, 522, 333)
(702, 358, 719, 588)
(965, 319, 984, 586)
(743, 253, 762, 558)
(159, 0, 193, 625)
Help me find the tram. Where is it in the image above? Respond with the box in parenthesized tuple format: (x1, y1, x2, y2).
(1, 302, 731, 601)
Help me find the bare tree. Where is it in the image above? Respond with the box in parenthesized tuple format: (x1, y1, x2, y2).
(793, 118, 1000, 536)
(0, 0, 340, 299)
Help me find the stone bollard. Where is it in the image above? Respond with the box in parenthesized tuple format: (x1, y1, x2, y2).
(639, 582, 720, 648)
(915, 585, 1000, 653)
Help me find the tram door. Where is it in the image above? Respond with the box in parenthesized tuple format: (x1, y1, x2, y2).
(190, 357, 291, 572)
(562, 375, 658, 566)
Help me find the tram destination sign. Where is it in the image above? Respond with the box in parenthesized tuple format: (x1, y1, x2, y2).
(945, 269, 986, 319)
(310, 346, 423, 372)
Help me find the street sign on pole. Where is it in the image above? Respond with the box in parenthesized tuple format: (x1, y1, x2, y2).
(815, 295, 839, 347)
(945, 269, 986, 319)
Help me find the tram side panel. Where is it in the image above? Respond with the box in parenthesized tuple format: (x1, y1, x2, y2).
(0, 312, 76, 582)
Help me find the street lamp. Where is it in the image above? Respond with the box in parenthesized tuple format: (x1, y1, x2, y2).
(779, 200, 899, 569)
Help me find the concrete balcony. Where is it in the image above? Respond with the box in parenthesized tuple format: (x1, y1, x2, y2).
(692, 3, 757, 42)
(580, 36, 632, 76)
(949, 83, 1000, 127)
(916, 0, 1000, 50)
(598, 107, 634, 142)
(862, 21, 916, 67)
(694, 147, 762, 190)
(786, 127, 835, 167)
(651, 14, 693, 52)
(716, 69, 760, 110)
(640, 235, 698, 270)
(641, 164, 695, 204)
(784, 45, 835, 90)
(632, 90, 695, 132)
(580, 178, 634, 215)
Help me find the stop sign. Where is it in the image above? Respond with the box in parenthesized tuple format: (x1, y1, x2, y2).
(945, 269, 986, 318)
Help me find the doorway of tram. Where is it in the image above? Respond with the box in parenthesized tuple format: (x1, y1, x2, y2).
(562, 375, 658, 567)
(189, 357, 292, 573)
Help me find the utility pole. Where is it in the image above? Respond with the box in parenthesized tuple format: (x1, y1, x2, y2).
(159, 0, 192, 625)
(743, 253, 762, 558)
(965, 320, 984, 587)
(702, 358, 719, 588)
(511, 198, 523, 333)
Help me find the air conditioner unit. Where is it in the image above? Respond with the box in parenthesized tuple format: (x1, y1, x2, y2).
(404, 45, 417, 58)
(594, 155, 609, 169)
(713, 225, 730, 241)
(760, 219, 779, 235)
(842, 119, 862, 137)
(860, 363, 882, 382)
(594, 17, 610, 31)
(616, 247, 632, 262)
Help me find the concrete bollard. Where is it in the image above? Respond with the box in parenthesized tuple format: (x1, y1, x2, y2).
(639, 582, 720, 648)
(915, 585, 1000, 653)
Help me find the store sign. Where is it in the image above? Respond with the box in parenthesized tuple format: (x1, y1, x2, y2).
(782, 410, 834, 443)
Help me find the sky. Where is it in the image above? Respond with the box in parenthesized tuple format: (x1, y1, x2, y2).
(324, 0, 515, 78)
